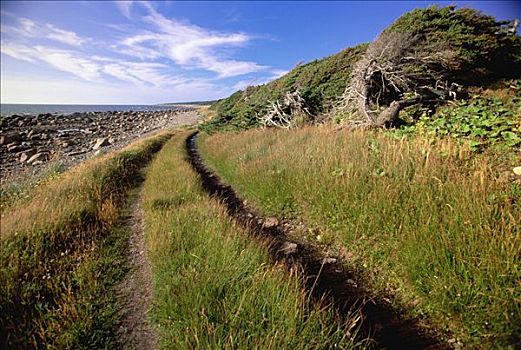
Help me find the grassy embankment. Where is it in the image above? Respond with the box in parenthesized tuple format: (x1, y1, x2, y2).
(199, 128, 520, 348)
(0, 132, 172, 348)
(202, 44, 367, 131)
(142, 132, 363, 349)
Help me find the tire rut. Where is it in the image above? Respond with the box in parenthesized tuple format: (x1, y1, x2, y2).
(186, 131, 451, 350)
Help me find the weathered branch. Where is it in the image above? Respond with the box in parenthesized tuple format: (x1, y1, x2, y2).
(260, 90, 314, 129)
(335, 31, 460, 129)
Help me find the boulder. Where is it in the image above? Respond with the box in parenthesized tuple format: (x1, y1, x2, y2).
(27, 152, 48, 165)
(93, 137, 110, 150)
(0, 135, 12, 146)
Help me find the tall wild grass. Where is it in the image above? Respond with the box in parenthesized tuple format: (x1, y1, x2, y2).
(143, 132, 363, 349)
(0, 132, 172, 348)
(199, 126, 520, 348)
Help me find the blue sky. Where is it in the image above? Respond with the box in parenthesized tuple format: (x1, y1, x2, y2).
(1, 1, 519, 104)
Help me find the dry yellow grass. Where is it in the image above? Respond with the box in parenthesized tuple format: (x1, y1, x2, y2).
(0, 131, 172, 348)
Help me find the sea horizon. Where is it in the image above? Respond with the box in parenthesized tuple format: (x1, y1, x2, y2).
(0, 103, 181, 117)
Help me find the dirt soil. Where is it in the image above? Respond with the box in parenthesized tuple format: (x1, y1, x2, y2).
(186, 131, 452, 350)
(115, 192, 157, 350)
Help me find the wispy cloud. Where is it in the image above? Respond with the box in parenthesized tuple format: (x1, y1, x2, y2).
(1, 17, 88, 46)
(115, 1, 133, 19)
(1, 3, 287, 103)
(1, 43, 187, 86)
(117, 4, 268, 78)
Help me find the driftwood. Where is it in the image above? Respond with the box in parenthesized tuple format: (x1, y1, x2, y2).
(260, 91, 313, 129)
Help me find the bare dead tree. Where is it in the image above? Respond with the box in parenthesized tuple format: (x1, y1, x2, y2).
(260, 90, 313, 129)
(337, 31, 460, 128)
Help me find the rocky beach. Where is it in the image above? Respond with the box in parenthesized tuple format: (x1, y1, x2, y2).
(0, 108, 201, 180)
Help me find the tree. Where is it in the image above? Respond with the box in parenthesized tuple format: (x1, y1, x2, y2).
(338, 6, 521, 128)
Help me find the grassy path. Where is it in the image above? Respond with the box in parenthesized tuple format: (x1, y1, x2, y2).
(198, 127, 520, 348)
(142, 131, 361, 349)
(0, 132, 172, 348)
(114, 188, 157, 349)
(187, 131, 449, 349)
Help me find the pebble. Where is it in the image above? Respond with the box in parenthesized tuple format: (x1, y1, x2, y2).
(263, 217, 279, 228)
(280, 241, 298, 255)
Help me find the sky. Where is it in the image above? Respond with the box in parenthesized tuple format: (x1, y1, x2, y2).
(1, 1, 519, 105)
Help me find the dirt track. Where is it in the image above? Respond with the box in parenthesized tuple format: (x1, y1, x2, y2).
(115, 189, 157, 350)
(186, 131, 451, 350)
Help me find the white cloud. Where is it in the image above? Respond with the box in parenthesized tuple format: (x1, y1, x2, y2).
(116, 5, 268, 78)
(1, 4, 288, 102)
(2, 44, 101, 81)
(1, 16, 87, 46)
(115, 1, 133, 19)
(45, 24, 87, 46)
(1, 42, 207, 88)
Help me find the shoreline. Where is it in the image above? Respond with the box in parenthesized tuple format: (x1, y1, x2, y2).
(0, 108, 202, 183)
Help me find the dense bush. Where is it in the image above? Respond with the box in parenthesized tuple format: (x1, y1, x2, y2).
(392, 83, 521, 151)
(386, 5, 521, 84)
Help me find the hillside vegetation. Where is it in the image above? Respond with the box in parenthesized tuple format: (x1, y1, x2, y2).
(203, 5, 520, 133)
(203, 44, 367, 131)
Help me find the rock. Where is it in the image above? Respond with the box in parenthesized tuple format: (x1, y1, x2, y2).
(7, 143, 24, 152)
(27, 152, 48, 164)
(93, 137, 110, 150)
(19, 149, 36, 163)
(280, 241, 298, 255)
(263, 217, 279, 228)
(513, 166, 521, 176)
(0, 135, 12, 145)
(321, 257, 337, 264)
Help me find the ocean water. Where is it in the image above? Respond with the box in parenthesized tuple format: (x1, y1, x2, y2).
(0, 104, 180, 117)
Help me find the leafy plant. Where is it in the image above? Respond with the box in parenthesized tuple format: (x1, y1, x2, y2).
(394, 92, 521, 151)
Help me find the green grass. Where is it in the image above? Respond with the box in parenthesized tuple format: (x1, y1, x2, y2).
(0, 132, 172, 348)
(199, 127, 520, 349)
(143, 132, 363, 349)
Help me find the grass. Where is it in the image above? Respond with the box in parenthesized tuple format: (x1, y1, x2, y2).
(1, 161, 68, 214)
(0, 131, 172, 348)
(142, 132, 363, 349)
(198, 127, 520, 348)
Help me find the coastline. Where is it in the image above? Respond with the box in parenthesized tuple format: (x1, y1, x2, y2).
(0, 108, 202, 183)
